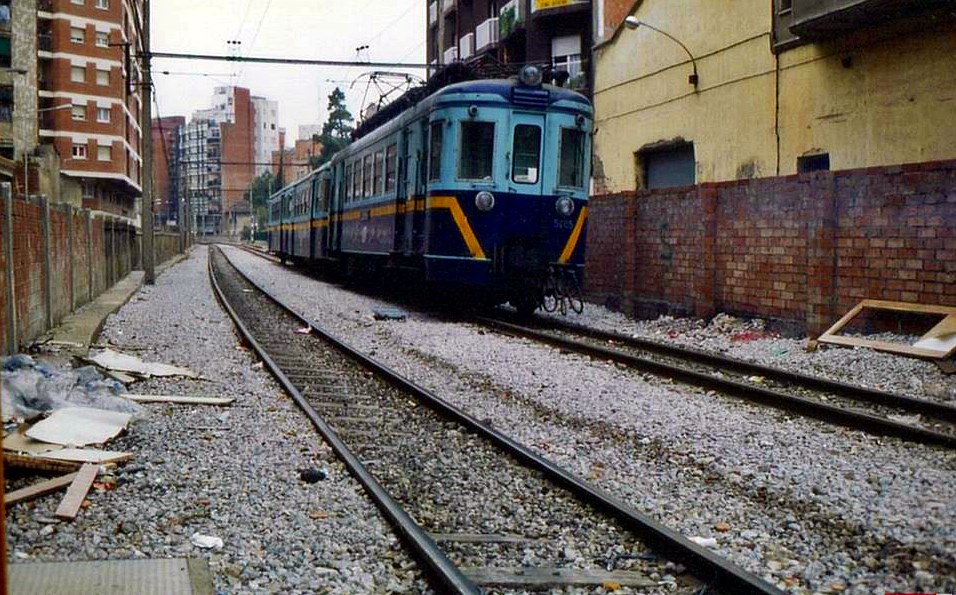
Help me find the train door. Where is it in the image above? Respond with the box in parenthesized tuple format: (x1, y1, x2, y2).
(508, 113, 546, 197)
(396, 126, 417, 255)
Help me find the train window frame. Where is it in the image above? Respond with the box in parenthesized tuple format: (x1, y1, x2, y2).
(557, 127, 587, 189)
(385, 144, 397, 193)
(512, 124, 542, 185)
(458, 121, 496, 182)
(352, 159, 361, 201)
(363, 154, 373, 198)
(428, 120, 444, 182)
(373, 151, 384, 195)
(345, 164, 352, 201)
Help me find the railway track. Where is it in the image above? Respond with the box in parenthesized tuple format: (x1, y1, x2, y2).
(209, 246, 787, 595)
(478, 313, 956, 449)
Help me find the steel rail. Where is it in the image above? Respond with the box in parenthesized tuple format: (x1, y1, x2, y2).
(492, 311, 956, 423)
(215, 246, 788, 595)
(478, 317, 956, 449)
(207, 249, 480, 595)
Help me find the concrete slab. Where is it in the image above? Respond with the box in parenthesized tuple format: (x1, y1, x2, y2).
(8, 557, 214, 595)
(42, 271, 144, 355)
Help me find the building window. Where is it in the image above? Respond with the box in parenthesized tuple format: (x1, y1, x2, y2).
(459, 121, 495, 180)
(97, 145, 111, 161)
(551, 35, 584, 90)
(96, 0, 109, 8)
(82, 182, 95, 199)
(96, 32, 109, 47)
(72, 144, 88, 159)
(798, 153, 830, 173)
(71, 66, 86, 82)
(71, 27, 85, 44)
(0, 86, 13, 123)
(71, 104, 86, 120)
(97, 106, 110, 122)
(512, 125, 542, 184)
(71, 0, 83, 5)
(778, 0, 793, 12)
(96, 69, 109, 85)
(638, 142, 696, 190)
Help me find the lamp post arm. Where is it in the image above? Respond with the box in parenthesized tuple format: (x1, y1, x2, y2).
(639, 22, 699, 86)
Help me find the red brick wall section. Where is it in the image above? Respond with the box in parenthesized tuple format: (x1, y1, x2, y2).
(48, 206, 71, 325)
(12, 200, 46, 345)
(585, 159, 956, 334)
(72, 211, 91, 305)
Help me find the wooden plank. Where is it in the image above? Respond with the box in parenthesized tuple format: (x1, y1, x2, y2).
(460, 566, 656, 587)
(3, 453, 81, 474)
(40, 448, 133, 465)
(818, 334, 949, 359)
(818, 301, 956, 359)
(122, 395, 235, 406)
(860, 299, 956, 317)
(912, 314, 956, 357)
(54, 463, 99, 520)
(817, 301, 866, 340)
(4, 473, 79, 506)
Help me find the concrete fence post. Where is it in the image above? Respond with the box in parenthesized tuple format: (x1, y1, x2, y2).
(66, 204, 75, 312)
(105, 216, 113, 288)
(2, 183, 17, 355)
(41, 196, 53, 331)
(85, 210, 93, 303)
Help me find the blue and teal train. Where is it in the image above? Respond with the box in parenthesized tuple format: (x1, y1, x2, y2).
(266, 66, 592, 314)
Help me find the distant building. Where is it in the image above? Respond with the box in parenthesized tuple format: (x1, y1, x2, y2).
(271, 131, 316, 185)
(251, 96, 279, 177)
(150, 116, 184, 226)
(297, 124, 322, 143)
(426, 0, 592, 94)
(178, 118, 220, 235)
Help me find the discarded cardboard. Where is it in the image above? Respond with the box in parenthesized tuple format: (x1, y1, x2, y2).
(3, 431, 62, 455)
(122, 394, 235, 406)
(40, 448, 133, 465)
(87, 349, 199, 379)
(817, 300, 956, 359)
(5, 473, 79, 506)
(26, 407, 132, 447)
(55, 464, 99, 520)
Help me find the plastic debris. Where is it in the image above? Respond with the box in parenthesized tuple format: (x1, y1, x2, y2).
(299, 467, 328, 483)
(688, 536, 718, 548)
(190, 532, 224, 549)
(294, 327, 313, 335)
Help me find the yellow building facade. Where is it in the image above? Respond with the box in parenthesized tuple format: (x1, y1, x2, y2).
(592, 0, 956, 193)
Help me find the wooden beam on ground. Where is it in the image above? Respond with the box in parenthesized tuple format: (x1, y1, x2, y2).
(3, 453, 82, 474)
(54, 464, 99, 521)
(4, 473, 79, 506)
(817, 300, 956, 359)
(121, 395, 235, 406)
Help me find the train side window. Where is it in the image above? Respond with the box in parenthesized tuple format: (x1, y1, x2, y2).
(345, 164, 352, 201)
(352, 159, 361, 200)
(373, 151, 384, 195)
(558, 128, 586, 188)
(363, 155, 373, 197)
(429, 121, 444, 181)
(385, 144, 397, 193)
(459, 121, 495, 181)
(513, 125, 542, 184)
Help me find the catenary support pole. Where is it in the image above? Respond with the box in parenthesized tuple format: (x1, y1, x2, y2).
(2, 183, 17, 355)
(141, 0, 155, 283)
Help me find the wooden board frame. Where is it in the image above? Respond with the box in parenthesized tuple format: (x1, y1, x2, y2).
(817, 299, 956, 359)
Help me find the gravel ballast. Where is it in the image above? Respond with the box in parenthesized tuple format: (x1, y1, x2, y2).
(222, 246, 956, 595)
(5, 247, 422, 594)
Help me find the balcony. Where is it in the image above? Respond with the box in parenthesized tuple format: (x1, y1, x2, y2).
(443, 46, 458, 65)
(476, 18, 500, 51)
(499, 0, 526, 39)
(38, 33, 53, 52)
(789, 0, 947, 38)
(459, 33, 475, 61)
(442, 0, 456, 16)
(429, 1, 438, 26)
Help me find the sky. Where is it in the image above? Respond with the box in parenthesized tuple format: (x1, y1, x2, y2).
(152, 0, 427, 147)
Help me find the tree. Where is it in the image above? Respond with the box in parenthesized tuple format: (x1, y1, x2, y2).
(315, 87, 354, 166)
(245, 171, 276, 235)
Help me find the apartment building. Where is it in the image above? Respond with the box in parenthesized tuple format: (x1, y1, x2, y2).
(178, 118, 219, 235)
(150, 115, 183, 226)
(426, 0, 593, 93)
(251, 95, 278, 177)
(35, 0, 145, 221)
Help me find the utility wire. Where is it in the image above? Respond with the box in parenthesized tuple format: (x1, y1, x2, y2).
(150, 51, 430, 69)
(238, 0, 275, 83)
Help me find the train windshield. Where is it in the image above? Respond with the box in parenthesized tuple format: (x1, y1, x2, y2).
(512, 125, 541, 184)
(558, 128, 587, 188)
(459, 121, 495, 180)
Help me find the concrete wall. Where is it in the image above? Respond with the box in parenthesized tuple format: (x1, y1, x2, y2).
(1, 187, 185, 354)
(585, 160, 956, 334)
(591, 1, 956, 190)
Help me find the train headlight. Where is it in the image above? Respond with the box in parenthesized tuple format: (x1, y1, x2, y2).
(519, 65, 543, 88)
(475, 191, 496, 212)
(555, 196, 575, 217)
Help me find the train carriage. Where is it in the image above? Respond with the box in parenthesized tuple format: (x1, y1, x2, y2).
(269, 66, 592, 313)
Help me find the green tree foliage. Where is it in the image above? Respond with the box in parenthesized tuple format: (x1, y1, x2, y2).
(315, 87, 354, 166)
(244, 171, 276, 234)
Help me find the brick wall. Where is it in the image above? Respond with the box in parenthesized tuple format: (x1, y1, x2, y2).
(585, 159, 956, 334)
(1, 191, 184, 353)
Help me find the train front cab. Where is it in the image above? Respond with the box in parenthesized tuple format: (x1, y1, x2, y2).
(420, 76, 592, 307)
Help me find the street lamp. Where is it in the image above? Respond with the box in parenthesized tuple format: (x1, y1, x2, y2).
(624, 17, 699, 88)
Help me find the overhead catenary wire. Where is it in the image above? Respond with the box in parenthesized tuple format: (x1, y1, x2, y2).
(148, 51, 430, 70)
